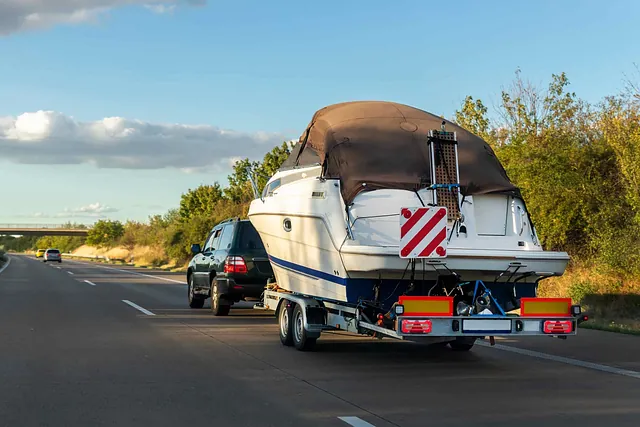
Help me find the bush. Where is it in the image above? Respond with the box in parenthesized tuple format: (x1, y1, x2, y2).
(86, 220, 124, 248)
(35, 235, 86, 253)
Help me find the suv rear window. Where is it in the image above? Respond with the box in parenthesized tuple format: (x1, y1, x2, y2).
(47, 249, 60, 254)
(236, 222, 265, 250)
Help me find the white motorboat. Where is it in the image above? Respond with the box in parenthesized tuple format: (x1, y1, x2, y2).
(248, 101, 569, 314)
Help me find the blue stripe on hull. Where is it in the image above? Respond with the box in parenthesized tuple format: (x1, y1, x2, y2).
(268, 254, 347, 285)
(266, 254, 538, 311)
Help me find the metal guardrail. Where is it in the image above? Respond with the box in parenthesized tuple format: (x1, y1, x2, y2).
(0, 224, 93, 229)
(62, 253, 126, 262)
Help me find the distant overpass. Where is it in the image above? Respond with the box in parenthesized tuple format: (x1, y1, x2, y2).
(0, 224, 91, 237)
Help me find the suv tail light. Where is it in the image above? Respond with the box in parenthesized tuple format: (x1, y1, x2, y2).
(224, 256, 248, 274)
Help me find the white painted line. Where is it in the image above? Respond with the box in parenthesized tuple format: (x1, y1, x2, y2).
(83, 280, 97, 286)
(109, 267, 186, 284)
(66, 259, 186, 284)
(0, 256, 11, 275)
(122, 300, 155, 316)
(56, 266, 61, 269)
(338, 417, 377, 427)
(67, 271, 74, 275)
(479, 342, 640, 380)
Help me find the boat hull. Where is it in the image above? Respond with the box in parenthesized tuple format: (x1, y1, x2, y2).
(249, 211, 569, 306)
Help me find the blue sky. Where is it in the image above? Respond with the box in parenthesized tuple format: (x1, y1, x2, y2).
(1, 0, 639, 224)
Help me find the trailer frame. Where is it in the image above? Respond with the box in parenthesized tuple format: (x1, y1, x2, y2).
(254, 287, 588, 352)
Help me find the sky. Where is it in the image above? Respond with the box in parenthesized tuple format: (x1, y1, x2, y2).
(1, 0, 639, 225)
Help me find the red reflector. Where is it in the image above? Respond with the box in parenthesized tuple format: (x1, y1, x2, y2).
(543, 320, 573, 334)
(224, 256, 248, 274)
(401, 319, 432, 334)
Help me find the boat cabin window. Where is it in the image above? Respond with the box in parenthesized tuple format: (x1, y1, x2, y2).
(262, 178, 281, 198)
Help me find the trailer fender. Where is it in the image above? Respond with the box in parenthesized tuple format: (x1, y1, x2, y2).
(275, 294, 326, 337)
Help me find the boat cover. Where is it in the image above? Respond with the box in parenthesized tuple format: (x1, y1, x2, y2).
(280, 101, 519, 205)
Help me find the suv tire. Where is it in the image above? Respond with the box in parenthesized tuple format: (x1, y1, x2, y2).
(188, 275, 205, 309)
(449, 338, 475, 352)
(211, 282, 230, 316)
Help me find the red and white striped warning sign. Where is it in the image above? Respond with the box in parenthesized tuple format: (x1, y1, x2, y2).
(399, 207, 448, 259)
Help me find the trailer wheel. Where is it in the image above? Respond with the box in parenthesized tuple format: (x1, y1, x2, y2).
(292, 304, 317, 351)
(278, 302, 294, 346)
(449, 338, 475, 352)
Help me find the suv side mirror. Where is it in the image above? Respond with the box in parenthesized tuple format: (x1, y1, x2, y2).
(190, 243, 201, 255)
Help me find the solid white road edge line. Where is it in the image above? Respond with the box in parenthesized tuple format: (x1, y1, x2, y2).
(83, 280, 97, 286)
(109, 267, 185, 284)
(122, 300, 155, 316)
(338, 416, 377, 427)
(67, 271, 74, 275)
(0, 256, 11, 274)
(478, 341, 640, 380)
(65, 259, 186, 284)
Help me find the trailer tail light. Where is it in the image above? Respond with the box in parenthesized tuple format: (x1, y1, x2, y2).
(224, 256, 248, 274)
(401, 319, 432, 334)
(543, 320, 573, 334)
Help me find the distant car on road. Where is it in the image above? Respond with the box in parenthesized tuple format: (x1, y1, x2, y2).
(186, 218, 273, 316)
(43, 248, 62, 263)
(35, 249, 46, 258)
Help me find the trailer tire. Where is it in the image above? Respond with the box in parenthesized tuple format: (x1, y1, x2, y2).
(449, 339, 475, 352)
(278, 302, 294, 346)
(292, 304, 317, 351)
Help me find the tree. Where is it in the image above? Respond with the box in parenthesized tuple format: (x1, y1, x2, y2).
(454, 69, 640, 274)
(178, 183, 225, 220)
(454, 96, 495, 145)
(225, 141, 293, 203)
(86, 219, 125, 248)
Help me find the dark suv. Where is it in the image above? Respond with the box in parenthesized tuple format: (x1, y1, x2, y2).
(187, 218, 273, 316)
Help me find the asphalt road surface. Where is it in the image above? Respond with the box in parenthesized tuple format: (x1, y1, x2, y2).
(1, 253, 640, 427)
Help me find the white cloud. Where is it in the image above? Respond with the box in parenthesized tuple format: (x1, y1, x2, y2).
(0, 110, 288, 170)
(66, 202, 118, 215)
(0, 0, 205, 35)
(24, 203, 119, 220)
(144, 4, 176, 14)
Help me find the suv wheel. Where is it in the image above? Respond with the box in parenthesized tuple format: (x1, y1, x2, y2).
(188, 275, 204, 309)
(449, 338, 475, 352)
(211, 282, 230, 316)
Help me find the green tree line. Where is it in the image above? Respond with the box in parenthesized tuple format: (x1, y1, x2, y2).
(2, 141, 293, 265)
(5, 70, 640, 280)
(455, 69, 640, 276)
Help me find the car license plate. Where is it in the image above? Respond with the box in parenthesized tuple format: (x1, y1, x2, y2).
(462, 319, 512, 333)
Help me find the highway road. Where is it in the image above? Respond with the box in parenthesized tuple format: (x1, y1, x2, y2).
(1, 253, 640, 427)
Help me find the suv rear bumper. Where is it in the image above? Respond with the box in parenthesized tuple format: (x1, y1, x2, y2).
(216, 279, 264, 302)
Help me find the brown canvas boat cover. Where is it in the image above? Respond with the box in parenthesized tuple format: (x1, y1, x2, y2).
(280, 101, 519, 205)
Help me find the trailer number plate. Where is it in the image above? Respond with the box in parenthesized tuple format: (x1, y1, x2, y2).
(462, 319, 512, 333)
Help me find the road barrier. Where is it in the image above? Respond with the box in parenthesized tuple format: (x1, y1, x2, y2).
(61, 253, 127, 263)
